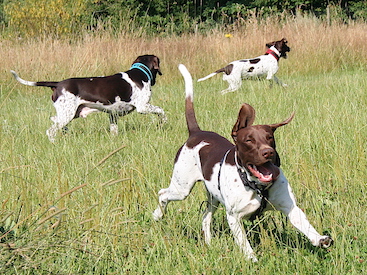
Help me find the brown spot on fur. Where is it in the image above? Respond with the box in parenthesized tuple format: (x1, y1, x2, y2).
(216, 64, 233, 75)
(250, 58, 260, 64)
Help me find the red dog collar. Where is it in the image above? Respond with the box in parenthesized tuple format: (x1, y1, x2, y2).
(266, 48, 280, 61)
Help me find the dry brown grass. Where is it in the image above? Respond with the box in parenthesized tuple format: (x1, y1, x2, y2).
(2, 16, 367, 87)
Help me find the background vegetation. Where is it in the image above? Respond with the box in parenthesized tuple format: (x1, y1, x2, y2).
(0, 0, 367, 37)
(0, 2, 367, 274)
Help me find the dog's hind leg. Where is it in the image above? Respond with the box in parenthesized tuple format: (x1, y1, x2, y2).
(152, 169, 201, 220)
(221, 74, 242, 94)
(202, 194, 220, 245)
(153, 145, 203, 221)
(46, 92, 79, 142)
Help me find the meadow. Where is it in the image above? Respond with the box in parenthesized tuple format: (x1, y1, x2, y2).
(1, 16, 367, 274)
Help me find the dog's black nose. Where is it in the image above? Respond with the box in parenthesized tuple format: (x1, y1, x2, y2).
(262, 148, 274, 159)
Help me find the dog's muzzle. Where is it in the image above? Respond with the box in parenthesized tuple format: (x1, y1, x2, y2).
(247, 162, 280, 183)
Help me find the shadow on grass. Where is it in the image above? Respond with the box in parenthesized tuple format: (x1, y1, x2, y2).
(175, 210, 332, 259)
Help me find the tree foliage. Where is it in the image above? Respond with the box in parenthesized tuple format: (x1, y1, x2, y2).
(1, 0, 367, 37)
(3, 0, 93, 37)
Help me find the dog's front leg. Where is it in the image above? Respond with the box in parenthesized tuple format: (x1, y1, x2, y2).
(268, 175, 333, 248)
(202, 195, 220, 245)
(266, 70, 287, 87)
(136, 103, 167, 123)
(227, 214, 258, 262)
(109, 113, 119, 135)
(287, 205, 333, 248)
(273, 75, 288, 87)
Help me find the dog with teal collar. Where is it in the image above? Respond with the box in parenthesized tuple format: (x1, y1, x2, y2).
(11, 54, 165, 142)
(130, 63, 154, 82)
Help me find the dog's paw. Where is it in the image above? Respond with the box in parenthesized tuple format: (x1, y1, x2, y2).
(248, 253, 258, 262)
(152, 208, 163, 221)
(160, 115, 168, 124)
(220, 90, 234, 95)
(319, 236, 334, 248)
(110, 124, 118, 135)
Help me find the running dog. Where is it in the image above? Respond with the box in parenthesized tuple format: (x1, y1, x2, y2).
(153, 64, 332, 261)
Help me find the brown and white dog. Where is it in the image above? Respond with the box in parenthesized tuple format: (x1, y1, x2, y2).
(153, 64, 333, 261)
(11, 55, 166, 142)
(198, 38, 290, 94)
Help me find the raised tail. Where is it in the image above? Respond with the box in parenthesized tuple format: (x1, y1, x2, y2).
(11, 70, 58, 88)
(178, 64, 201, 134)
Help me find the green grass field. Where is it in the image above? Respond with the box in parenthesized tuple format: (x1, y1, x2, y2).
(1, 18, 367, 274)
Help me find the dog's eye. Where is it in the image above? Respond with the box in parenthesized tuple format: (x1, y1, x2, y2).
(267, 136, 274, 140)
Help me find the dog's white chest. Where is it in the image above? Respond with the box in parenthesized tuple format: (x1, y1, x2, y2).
(121, 72, 152, 106)
(215, 163, 261, 214)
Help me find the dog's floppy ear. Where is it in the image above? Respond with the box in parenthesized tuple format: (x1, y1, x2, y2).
(153, 56, 162, 75)
(231, 103, 255, 141)
(274, 152, 281, 167)
(266, 41, 276, 48)
(269, 112, 295, 132)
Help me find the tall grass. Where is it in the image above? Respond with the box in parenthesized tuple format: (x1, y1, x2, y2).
(1, 16, 367, 273)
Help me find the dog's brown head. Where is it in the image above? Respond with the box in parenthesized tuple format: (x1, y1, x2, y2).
(231, 103, 294, 183)
(266, 38, 290, 59)
(132, 55, 162, 85)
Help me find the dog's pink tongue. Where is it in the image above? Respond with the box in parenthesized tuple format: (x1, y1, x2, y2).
(248, 162, 280, 183)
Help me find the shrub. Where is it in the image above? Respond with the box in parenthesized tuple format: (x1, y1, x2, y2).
(3, 0, 93, 37)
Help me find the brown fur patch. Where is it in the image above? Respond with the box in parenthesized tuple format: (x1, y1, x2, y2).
(216, 64, 234, 75)
(250, 58, 261, 64)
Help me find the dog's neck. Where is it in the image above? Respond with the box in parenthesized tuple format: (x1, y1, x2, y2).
(266, 46, 280, 61)
(234, 151, 257, 184)
(130, 63, 153, 81)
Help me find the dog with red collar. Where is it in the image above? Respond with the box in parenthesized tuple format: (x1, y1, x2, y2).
(11, 55, 166, 142)
(153, 64, 333, 261)
(198, 38, 290, 94)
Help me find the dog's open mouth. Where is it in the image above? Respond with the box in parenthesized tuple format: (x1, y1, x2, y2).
(247, 162, 280, 183)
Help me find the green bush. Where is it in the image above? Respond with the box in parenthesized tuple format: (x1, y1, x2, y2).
(2, 0, 366, 38)
(3, 0, 93, 37)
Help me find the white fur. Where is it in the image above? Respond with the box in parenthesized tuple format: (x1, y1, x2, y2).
(153, 64, 332, 261)
(198, 46, 287, 94)
(12, 71, 166, 142)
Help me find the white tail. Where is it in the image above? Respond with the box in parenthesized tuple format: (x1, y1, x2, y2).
(10, 70, 37, 86)
(197, 72, 218, 82)
(178, 64, 200, 133)
(178, 64, 194, 101)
